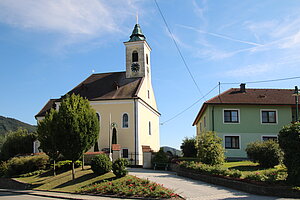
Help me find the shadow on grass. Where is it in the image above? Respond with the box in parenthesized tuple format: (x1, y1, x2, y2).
(229, 165, 265, 172)
(54, 172, 99, 189)
(92, 176, 118, 185)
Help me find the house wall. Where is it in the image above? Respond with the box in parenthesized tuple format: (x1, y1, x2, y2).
(196, 104, 292, 158)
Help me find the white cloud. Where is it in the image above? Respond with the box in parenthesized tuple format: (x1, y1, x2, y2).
(224, 64, 272, 78)
(0, 0, 138, 38)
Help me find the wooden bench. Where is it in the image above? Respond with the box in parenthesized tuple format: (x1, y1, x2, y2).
(153, 162, 169, 171)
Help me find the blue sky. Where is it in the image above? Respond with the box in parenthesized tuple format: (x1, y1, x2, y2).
(1, 0, 300, 149)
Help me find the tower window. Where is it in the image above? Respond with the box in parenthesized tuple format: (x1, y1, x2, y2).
(122, 113, 129, 128)
(132, 51, 138, 62)
(146, 54, 149, 64)
(149, 121, 151, 135)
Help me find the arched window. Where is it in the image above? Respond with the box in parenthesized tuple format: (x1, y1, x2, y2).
(149, 121, 151, 135)
(122, 113, 129, 128)
(132, 51, 138, 62)
(94, 113, 100, 152)
(146, 54, 149, 64)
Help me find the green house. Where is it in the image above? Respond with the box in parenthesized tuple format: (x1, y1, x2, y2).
(193, 84, 298, 159)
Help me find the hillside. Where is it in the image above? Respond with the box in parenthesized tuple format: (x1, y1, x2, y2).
(0, 116, 36, 135)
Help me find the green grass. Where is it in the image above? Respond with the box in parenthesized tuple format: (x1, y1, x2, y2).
(16, 166, 115, 193)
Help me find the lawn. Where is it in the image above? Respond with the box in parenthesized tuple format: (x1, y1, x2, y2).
(16, 166, 114, 193)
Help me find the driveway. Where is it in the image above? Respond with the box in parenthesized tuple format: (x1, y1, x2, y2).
(128, 168, 293, 200)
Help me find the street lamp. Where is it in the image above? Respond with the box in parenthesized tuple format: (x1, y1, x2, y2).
(293, 86, 299, 122)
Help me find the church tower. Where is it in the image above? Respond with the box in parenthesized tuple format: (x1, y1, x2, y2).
(124, 24, 151, 81)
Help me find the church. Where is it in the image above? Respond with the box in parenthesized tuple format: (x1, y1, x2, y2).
(35, 23, 160, 166)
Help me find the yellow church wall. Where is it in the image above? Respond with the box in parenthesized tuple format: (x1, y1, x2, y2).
(137, 99, 160, 164)
(90, 99, 136, 156)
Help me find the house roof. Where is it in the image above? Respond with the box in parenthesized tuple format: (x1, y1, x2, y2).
(35, 71, 143, 118)
(193, 88, 296, 126)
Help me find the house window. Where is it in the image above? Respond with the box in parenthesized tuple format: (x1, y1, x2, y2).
(261, 110, 277, 123)
(132, 51, 138, 62)
(149, 121, 151, 135)
(224, 110, 239, 123)
(262, 136, 278, 141)
(225, 136, 240, 149)
(122, 113, 129, 128)
(122, 149, 129, 158)
(204, 116, 206, 128)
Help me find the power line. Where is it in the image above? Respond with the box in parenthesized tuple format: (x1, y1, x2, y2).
(221, 76, 300, 85)
(161, 84, 219, 125)
(153, 0, 204, 98)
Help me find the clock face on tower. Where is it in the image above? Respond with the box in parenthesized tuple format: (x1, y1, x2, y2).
(131, 63, 140, 72)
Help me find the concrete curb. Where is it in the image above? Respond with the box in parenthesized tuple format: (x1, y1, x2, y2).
(177, 168, 300, 198)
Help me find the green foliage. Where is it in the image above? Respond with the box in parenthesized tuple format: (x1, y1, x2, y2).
(0, 128, 37, 161)
(91, 154, 112, 175)
(0, 161, 8, 177)
(55, 94, 99, 162)
(179, 161, 229, 176)
(0, 115, 36, 135)
(112, 158, 129, 178)
(180, 136, 197, 157)
(196, 131, 225, 165)
(55, 160, 82, 171)
(5, 154, 49, 177)
(245, 140, 283, 168)
(79, 175, 179, 199)
(226, 169, 242, 178)
(152, 148, 169, 164)
(278, 122, 300, 185)
(37, 109, 60, 162)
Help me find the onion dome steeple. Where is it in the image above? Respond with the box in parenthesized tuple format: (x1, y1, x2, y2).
(128, 24, 146, 42)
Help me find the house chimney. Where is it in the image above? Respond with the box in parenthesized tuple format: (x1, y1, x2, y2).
(240, 83, 246, 93)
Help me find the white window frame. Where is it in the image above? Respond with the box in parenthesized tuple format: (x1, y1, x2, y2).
(223, 109, 240, 124)
(223, 134, 241, 149)
(122, 112, 129, 129)
(261, 135, 278, 141)
(260, 109, 278, 125)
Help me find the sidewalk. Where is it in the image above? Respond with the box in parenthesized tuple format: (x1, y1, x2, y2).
(128, 168, 291, 200)
(0, 189, 132, 200)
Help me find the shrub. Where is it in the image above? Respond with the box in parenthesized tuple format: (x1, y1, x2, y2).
(0, 128, 37, 161)
(55, 160, 82, 171)
(278, 122, 300, 185)
(245, 172, 267, 182)
(6, 154, 49, 176)
(196, 131, 225, 165)
(245, 140, 283, 168)
(152, 148, 169, 164)
(179, 161, 228, 176)
(227, 169, 242, 178)
(0, 161, 8, 177)
(180, 137, 197, 157)
(91, 154, 112, 175)
(112, 158, 129, 178)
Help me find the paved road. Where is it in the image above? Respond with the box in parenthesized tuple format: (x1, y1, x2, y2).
(0, 191, 55, 200)
(128, 168, 294, 200)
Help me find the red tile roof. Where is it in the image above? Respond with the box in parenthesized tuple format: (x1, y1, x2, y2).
(193, 88, 295, 126)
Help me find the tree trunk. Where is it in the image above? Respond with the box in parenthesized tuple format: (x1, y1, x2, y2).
(82, 154, 84, 170)
(53, 160, 56, 176)
(72, 161, 75, 180)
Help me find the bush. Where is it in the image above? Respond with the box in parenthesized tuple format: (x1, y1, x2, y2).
(112, 158, 129, 178)
(152, 148, 169, 164)
(196, 131, 225, 165)
(227, 169, 242, 178)
(6, 154, 49, 176)
(0, 161, 8, 177)
(246, 140, 283, 168)
(278, 122, 300, 185)
(180, 137, 197, 157)
(0, 128, 37, 161)
(55, 160, 82, 171)
(91, 154, 112, 175)
(179, 161, 228, 176)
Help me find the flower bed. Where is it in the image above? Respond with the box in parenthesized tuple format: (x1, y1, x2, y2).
(79, 175, 181, 199)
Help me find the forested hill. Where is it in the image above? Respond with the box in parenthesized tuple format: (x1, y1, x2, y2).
(0, 116, 36, 135)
